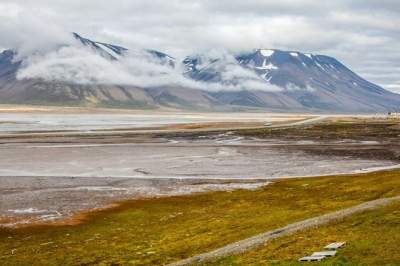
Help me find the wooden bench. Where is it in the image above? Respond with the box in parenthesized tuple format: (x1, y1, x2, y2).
(299, 255, 326, 262)
(324, 242, 346, 250)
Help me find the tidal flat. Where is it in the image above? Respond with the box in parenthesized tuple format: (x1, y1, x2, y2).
(0, 111, 398, 225)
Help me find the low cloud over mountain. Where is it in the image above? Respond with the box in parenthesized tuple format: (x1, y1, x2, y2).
(1, 33, 400, 112)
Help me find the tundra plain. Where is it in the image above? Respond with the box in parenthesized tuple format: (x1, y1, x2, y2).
(0, 106, 399, 265)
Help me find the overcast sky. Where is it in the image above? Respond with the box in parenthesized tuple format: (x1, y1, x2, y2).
(0, 0, 399, 92)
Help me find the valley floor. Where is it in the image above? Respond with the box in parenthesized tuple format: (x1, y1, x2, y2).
(0, 107, 399, 265)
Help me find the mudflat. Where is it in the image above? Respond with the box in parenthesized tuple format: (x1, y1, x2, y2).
(0, 108, 398, 226)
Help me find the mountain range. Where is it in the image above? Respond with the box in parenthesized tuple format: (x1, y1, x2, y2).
(0, 33, 399, 112)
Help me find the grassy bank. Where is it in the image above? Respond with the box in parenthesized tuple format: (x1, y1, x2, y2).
(1, 170, 400, 265)
(207, 201, 400, 265)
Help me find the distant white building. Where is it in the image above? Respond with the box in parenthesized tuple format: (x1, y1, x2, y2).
(388, 112, 400, 117)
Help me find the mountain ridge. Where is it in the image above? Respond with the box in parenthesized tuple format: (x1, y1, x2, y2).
(0, 33, 399, 113)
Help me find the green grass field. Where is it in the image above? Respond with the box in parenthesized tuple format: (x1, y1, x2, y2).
(1, 170, 400, 265)
(207, 201, 400, 266)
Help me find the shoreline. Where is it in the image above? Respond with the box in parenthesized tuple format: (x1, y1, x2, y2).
(2, 166, 400, 229)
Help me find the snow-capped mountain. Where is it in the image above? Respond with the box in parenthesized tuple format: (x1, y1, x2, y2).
(72, 32, 128, 60)
(72, 32, 175, 67)
(183, 49, 400, 111)
(1, 34, 400, 112)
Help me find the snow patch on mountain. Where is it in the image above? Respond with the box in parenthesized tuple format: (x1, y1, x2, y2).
(256, 61, 278, 70)
(259, 49, 274, 57)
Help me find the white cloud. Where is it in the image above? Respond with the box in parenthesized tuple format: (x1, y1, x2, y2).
(16, 44, 282, 92)
(17, 44, 190, 88)
(0, 7, 72, 58)
(385, 84, 400, 93)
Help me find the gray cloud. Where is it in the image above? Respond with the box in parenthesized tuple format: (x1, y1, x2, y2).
(0, 0, 399, 92)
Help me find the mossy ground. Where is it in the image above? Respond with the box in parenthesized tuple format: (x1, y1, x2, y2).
(238, 119, 400, 140)
(207, 201, 400, 266)
(1, 170, 400, 265)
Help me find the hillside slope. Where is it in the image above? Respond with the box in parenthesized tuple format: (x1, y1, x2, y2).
(1, 34, 399, 112)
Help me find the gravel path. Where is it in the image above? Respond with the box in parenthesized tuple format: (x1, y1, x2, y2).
(265, 115, 328, 129)
(167, 195, 400, 266)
